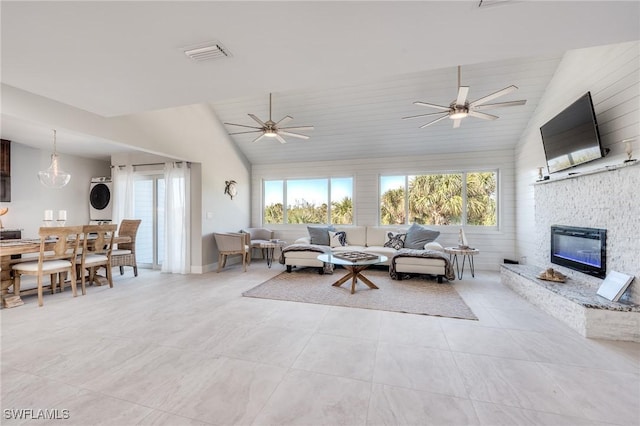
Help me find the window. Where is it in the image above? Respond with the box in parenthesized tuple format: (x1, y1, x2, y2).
(133, 175, 165, 268)
(380, 171, 497, 227)
(263, 180, 284, 224)
(264, 177, 353, 225)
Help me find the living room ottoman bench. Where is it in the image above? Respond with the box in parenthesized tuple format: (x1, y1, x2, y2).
(390, 248, 455, 283)
(279, 244, 335, 274)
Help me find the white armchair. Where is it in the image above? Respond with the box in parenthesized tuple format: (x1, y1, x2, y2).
(214, 232, 251, 272)
(242, 227, 274, 259)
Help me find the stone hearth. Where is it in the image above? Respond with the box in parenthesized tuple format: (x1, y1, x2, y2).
(501, 264, 640, 342)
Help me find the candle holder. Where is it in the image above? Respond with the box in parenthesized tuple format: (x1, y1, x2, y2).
(43, 220, 53, 227)
(57, 220, 66, 227)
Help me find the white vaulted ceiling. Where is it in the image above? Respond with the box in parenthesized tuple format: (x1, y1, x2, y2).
(1, 1, 638, 163)
(212, 55, 563, 164)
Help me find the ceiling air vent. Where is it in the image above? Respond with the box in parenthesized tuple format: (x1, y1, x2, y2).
(183, 41, 230, 62)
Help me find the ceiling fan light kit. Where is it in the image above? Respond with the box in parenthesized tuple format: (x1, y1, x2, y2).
(404, 65, 527, 128)
(224, 93, 314, 144)
(449, 109, 469, 120)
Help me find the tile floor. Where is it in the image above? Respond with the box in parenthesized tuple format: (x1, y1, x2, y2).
(1, 262, 639, 425)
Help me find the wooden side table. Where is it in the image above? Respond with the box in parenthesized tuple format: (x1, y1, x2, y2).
(444, 247, 479, 280)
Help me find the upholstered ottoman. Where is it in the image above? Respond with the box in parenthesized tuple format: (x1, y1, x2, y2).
(279, 244, 334, 274)
(390, 248, 455, 283)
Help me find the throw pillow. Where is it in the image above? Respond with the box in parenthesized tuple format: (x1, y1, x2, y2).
(329, 231, 347, 248)
(404, 223, 440, 249)
(307, 225, 336, 246)
(384, 232, 406, 250)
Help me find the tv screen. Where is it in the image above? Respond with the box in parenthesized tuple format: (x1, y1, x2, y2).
(540, 92, 603, 174)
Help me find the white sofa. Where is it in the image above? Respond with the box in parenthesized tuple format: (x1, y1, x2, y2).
(281, 226, 450, 282)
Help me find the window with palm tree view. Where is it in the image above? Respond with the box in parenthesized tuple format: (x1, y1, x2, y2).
(380, 171, 497, 226)
(264, 177, 353, 224)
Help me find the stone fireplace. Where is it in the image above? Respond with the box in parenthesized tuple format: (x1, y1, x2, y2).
(533, 164, 639, 305)
(501, 163, 639, 342)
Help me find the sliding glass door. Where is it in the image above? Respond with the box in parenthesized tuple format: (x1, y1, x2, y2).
(133, 174, 165, 269)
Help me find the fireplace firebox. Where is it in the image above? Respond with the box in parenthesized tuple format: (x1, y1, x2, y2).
(550, 225, 606, 278)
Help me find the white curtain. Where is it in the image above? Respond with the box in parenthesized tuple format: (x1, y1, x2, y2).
(112, 165, 134, 227)
(162, 162, 190, 274)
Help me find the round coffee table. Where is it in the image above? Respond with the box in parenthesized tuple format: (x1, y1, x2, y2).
(317, 253, 388, 294)
(444, 246, 479, 279)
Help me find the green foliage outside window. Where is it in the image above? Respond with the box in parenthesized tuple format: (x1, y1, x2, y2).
(380, 172, 497, 226)
(286, 200, 328, 224)
(263, 178, 353, 225)
(331, 197, 353, 225)
(264, 203, 284, 224)
(380, 187, 406, 225)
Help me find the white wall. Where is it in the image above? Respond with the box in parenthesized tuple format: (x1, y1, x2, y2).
(123, 104, 251, 272)
(0, 141, 111, 237)
(252, 149, 516, 271)
(2, 86, 251, 271)
(515, 41, 640, 300)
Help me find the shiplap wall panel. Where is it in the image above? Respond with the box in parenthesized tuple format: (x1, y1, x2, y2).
(515, 41, 640, 271)
(252, 149, 516, 271)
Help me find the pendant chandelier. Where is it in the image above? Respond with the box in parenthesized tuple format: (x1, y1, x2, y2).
(38, 129, 71, 188)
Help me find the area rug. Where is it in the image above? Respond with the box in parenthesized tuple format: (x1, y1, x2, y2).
(243, 267, 477, 320)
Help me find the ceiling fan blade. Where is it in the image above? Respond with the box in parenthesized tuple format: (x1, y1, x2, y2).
(279, 131, 310, 140)
(468, 110, 499, 120)
(413, 101, 451, 111)
(276, 115, 293, 126)
(253, 133, 267, 143)
(472, 99, 527, 110)
(224, 122, 263, 130)
(453, 119, 462, 129)
(456, 86, 470, 106)
(469, 85, 518, 107)
(275, 134, 287, 144)
(419, 114, 450, 128)
(402, 112, 450, 120)
(228, 130, 264, 135)
(279, 126, 314, 131)
(248, 113, 267, 127)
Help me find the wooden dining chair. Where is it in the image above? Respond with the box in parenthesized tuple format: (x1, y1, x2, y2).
(11, 226, 82, 307)
(214, 232, 251, 272)
(111, 219, 141, 277)
(76, 224, 117, 295)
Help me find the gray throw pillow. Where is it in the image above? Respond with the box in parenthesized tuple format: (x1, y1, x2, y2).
(404, 223, 440, 249)
(307, 225, 335, 246)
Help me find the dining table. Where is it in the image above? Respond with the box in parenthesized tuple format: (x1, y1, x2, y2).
(0, 234, 132, 306)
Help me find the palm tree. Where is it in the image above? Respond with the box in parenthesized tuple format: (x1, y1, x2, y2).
(380, 187, 406, 225)
(331, 197, 353, 224)
(466, 172, 496, 225)
(408, 174, 463, 225)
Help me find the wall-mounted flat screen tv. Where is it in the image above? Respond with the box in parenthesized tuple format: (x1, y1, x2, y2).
(540, 92, 603, 174)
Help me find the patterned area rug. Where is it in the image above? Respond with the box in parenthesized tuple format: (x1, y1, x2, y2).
(243, 267, 477, 320)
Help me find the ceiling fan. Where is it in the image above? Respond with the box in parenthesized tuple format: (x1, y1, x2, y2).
(403, 66, 527, 129)
(224, 93, 314, 144)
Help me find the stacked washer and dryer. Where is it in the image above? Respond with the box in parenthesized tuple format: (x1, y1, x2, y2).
(89, 177, 113, 225)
